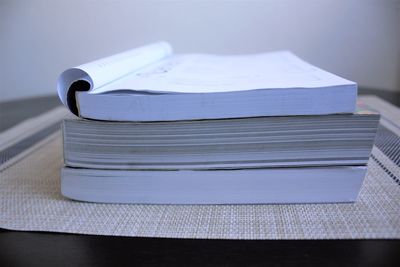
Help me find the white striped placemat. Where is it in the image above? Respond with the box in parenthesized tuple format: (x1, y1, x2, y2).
(0, 96, 399, 239)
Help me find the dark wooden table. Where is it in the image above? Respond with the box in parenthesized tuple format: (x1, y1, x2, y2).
(1, 95, 399, 267)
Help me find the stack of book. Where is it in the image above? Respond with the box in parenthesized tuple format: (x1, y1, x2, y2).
(57, 42, 379, 204)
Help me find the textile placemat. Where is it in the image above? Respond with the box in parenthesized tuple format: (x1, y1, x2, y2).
(0, 96, 399, 239)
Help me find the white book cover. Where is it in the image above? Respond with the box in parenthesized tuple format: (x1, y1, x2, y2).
(61, 166, 367, 204)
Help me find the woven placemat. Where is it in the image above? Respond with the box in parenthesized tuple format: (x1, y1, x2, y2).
(0, 96, 399, 239)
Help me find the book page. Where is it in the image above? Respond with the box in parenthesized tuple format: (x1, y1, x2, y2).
(91, 51, 355, 94)
(57, 41, 172, 106)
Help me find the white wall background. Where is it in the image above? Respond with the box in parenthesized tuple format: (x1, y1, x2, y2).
(1, 0, 399, 102)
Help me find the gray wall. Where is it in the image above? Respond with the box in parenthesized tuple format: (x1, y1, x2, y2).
(1, 0, 399, 101)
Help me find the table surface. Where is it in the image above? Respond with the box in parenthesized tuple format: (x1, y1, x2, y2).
(0, 95, 399, 267)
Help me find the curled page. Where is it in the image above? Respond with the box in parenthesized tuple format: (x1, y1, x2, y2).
(57, 41, 172, 115)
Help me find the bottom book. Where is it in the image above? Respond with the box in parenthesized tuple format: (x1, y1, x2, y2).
(61, 166, 366, 204)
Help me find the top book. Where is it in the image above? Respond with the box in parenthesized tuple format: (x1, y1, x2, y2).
(57, 41, 357, 121)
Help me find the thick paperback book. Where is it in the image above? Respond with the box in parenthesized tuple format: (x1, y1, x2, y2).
(62, 111, 379, 170)
(61, 166, 366, 204)
(57, 42, 357, 121)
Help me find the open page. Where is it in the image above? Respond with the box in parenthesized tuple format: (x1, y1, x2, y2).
(57, 41, 172, 111)
(91, 51, 355, 94)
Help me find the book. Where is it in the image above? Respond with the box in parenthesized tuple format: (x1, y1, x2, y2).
(61, 166, 367, 204)
(62, 111, 379, 170)
(57, 43, 374, 205)
(60, 107, 378, 204)
(57, 42, 357, 121)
